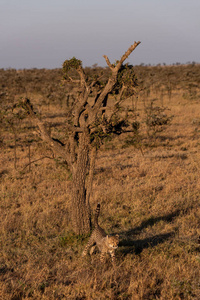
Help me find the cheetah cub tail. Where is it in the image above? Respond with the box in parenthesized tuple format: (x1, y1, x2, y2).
(94, 203, 100, 227)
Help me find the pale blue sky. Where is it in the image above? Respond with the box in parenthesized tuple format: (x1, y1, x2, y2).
(1, 0, 200, 69)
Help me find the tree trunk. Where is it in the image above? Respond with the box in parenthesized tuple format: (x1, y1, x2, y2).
(22, 42, 141, 235)
(71, 130, 92, 235)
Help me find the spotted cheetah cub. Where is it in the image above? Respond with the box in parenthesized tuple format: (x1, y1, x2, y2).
(82, 203, 119, 265)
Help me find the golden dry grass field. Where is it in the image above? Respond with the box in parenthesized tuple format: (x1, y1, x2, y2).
(0, 65, 200, 299)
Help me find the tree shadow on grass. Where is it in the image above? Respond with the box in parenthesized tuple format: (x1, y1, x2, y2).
(119, 232, 174, 255)
(123, 209, 181, 236)
(118, 209, 182, 256)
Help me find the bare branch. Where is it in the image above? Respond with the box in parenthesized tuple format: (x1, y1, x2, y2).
(67, 66, 93, 127)
(89, 72, 105, 89)
(118, 83, 126, 101)
(22, 98, 71, 166)
(21, 153, 55, 172)
(115, 41, 141, 71)
(103, 41, 141, 72)
(103, 55, 113, 70)
(68, 76, 81, 83)
(88, 42, 141, 124)
(99, 106, 112, 111)
(76, 66, 88, 89)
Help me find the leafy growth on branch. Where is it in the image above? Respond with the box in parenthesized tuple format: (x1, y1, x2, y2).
(62, 57, 82, 79)
(114, 64, 138, 98)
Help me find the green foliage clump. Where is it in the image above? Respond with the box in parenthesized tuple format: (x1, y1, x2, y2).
(115, 64, 138, 98)
(62, 57, 82, 80)
(90, 113, 130, 148)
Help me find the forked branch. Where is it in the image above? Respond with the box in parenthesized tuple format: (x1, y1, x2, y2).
(103, 55, 113, 69)
(88, 41, 141, 123)
(115, 41, 141, 71)
(103, 41, 141, 72)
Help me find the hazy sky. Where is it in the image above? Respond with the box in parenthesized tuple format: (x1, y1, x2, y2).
(1, 0, 200, 69)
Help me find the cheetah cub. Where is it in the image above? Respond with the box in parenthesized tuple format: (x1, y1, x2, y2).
(82, 203, 119, 265)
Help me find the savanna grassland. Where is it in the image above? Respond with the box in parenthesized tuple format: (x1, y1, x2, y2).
(0, 64, 200, 299)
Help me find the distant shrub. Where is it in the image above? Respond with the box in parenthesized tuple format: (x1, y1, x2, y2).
(145, 100, 173, 139)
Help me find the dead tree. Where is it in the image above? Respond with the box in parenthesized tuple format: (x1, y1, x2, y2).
(22, 42, 141, 235)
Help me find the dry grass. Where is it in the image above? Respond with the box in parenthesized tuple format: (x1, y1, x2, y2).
(0, 68, 200, 299)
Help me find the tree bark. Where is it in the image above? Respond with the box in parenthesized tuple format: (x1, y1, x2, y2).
(71, 130, 91, 234)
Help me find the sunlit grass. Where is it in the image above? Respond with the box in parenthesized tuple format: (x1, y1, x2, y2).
(0, 66, 200, 299)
